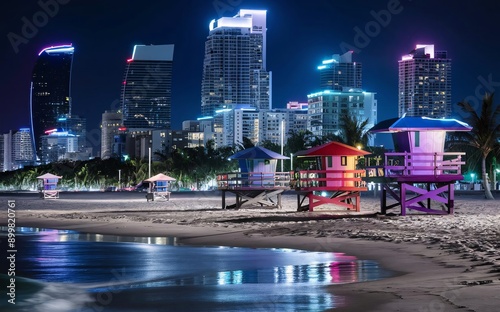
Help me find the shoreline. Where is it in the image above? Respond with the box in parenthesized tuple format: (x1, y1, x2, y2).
(2, 191, 500, 311)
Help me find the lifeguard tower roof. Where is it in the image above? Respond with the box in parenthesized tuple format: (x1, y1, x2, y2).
(296, 141, 371, 157)
(37, 173, 62, 179)
(369, 116, 472, 133)
(229, 146, 289, 160)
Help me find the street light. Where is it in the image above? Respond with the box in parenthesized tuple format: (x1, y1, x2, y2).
(280, 119, 285, 172)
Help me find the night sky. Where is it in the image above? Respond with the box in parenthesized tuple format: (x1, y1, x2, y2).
(2, 0, 499, 147)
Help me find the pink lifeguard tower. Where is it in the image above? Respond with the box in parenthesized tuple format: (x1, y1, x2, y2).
(294, 141, 370, 212)
(366, 116, 472, 215)
(217, 146, 290, 209)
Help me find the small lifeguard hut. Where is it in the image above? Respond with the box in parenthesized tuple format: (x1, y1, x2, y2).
(216, 146, 290, 209)
(366, 116, 471, 215)
(37, 173, 62, 199)
(294, 141, 370, 212)
(145, 173, 176, 201)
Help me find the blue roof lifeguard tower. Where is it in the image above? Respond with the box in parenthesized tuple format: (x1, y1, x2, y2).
(217, 146, 290, 209)
(366, 116, 472, 215)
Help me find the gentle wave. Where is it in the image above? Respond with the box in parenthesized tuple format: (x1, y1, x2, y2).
(1, 274, 92, 312)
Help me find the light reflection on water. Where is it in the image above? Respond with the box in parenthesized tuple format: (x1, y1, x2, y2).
(12, 226, 179, 245)
(0, 227, 393, 312)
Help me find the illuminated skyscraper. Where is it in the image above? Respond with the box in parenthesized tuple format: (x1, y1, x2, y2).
(121, 44, 174, 129)
(0, 128, 34, 171)
(398, 44, 451, 117)
(201, 9, 271, 116)
(100, 110, 123, 159)
(307, 51, 377, 146)
(318, 51, 362, 90)
(30, 44, 74, 161)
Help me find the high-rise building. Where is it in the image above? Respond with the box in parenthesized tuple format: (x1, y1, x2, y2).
(121, 44, 174, 129)
(398, 44, 451, 118)
(307, 90, 377, 146)
(0, 134, 5, 172)
(200, 104, 308, 148)
(307, 51, 377, 145)
(318, 51, 362, 91)
(100, 111, 123, 159)
(201, 9, 271, 117)
(30, 44, 74, 161)
(58, 115, 87, 154)
(40, 129, 79, 164)
(12, 128, 34, 169)
(260, 107, 308, 145)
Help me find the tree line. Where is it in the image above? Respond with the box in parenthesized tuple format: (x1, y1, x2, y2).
(0, 95, 498, 199)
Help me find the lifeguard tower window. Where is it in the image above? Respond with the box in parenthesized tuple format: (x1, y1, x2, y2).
(415, 131, 420, 147)
(327, 156, 332, 167)
(341, 156, 347, 166)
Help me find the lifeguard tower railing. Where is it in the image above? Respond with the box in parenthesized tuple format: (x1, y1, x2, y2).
(365, 152, 465, 179)
(293, 169, 366, 190)
(364, 151, 466, 215)
(217, 172, 291, 190)
(291, 169, 367, 212)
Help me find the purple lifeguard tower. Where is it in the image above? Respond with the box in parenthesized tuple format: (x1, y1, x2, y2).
(366, 116, 472, 215)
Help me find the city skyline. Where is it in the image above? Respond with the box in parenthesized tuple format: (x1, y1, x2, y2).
(2, 1, 500, 148)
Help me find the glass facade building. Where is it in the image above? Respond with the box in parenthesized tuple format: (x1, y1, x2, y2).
(121, 44, 174, 129)
(318, 51, 362, 91)
(201, 9, 271, 117)
(30, 44, 74, 161)
(100, 110, 123, 159)
(398, 44, 452, 118)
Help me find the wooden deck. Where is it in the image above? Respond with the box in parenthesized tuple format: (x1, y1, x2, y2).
(217, 172, 290, 209)
(217, 172, 291, 190)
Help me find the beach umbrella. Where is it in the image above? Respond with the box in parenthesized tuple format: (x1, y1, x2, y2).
(144, 173, 176, 182)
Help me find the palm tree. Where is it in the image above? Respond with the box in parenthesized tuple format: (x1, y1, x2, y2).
(285, 129, 314, 154)
(456, 93, 500, 199)
(338, 112, 372, 148)
(237, 137, 255, 150)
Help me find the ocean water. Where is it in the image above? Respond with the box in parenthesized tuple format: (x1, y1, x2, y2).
(1, 227, 393, 311)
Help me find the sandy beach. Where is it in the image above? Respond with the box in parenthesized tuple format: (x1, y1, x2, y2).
(1, 190, 499, 311)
